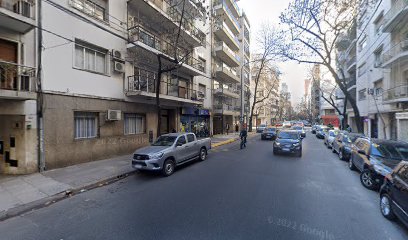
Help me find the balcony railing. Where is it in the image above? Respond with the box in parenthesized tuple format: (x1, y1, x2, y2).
(215, 0, 241, 29)
(382, 40, 408, 64)
(214, 86, 240, 95)
(140, 0, 206, 45)
(216, 63, 238, 76)
(0, 0, 36, 19)
(383, 0, 408, 29)
(127, 74, 201, 102)
(215, 41, 240, 62)
(214, 104, 239, 112)
(215, 21, 240, 47)
(382, 85, 408, 102)
(346, 77, 356, 89)
(0, 61, 36, 92)
(346, 56, 356, 69)
(128, 25, 205, 72)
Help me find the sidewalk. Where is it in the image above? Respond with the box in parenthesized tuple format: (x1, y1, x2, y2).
(0, 133, 256, 220)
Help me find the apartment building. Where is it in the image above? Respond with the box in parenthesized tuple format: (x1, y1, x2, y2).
(337, 0, 408, 140)
(212, 0, 243, 134)
(250, 64, 280, 126)
(319, 79, 339, 127)
(39, 0, 211, 169)
(310, 64, 321, 122)
(0, 0, 38, 174)
(239, 11, 251, 127)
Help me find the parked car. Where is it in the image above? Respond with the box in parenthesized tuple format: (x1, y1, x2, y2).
(379, 161, 408, 227)
(261, 127, 277, 140)
(332, 132, 364, 161)
(349, 138, 408, 190)
(291, 126, 306, 138)
(324, 130, 339, 148)
(132, 133, 211, 176)
(273, 130, 302, 157)
(316, 126, 329, 139)
(275, 122, 283, 127)
(257, 124, 267, 133)
(311, 125, 320, 134)
(282, 121, 292, 128)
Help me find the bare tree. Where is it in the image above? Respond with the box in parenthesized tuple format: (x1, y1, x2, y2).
(248, 25, 281, 131)
(275, 0, 368, 132)
(127, 0, 209, 136)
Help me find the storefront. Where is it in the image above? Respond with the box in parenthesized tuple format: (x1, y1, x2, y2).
(180, 107, 210, 137)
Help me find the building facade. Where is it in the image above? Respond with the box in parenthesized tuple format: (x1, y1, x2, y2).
(337, 0, 408, 141)
(212, 0, 250, 134)
(39, 0, 212, 171)
(0, 0, 38, 174)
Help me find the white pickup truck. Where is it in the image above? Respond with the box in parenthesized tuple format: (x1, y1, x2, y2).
(132, 133, 211, 176)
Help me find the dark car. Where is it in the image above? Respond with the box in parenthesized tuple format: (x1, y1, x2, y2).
(311, 125, 319, 134)
(316, 126, 329, 139)
(273, 130, 302, 157)
(379, 161, 408, 228)
(291, 126, 306, 138)
(349, 138, 408, 190)
(332, 132, 364, 161)
(261, 127, 277, 140)
(256, 124, 267, 133)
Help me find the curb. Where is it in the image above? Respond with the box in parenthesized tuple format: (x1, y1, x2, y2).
(0, 169, 137, 222)
(211, 138, 239, 148)
(210, 133, 258, 148)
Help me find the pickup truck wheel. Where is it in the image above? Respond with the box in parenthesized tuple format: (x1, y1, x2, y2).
(162, 159, 175, 177)
(199, 148, 207, 161)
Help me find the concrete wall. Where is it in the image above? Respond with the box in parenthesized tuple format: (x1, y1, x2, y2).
(42, 94, 157, 170)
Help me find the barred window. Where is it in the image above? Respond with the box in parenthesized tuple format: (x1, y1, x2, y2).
(74, 41, 108, 74)
(74, 112, 98, 139)
(124, 114, 145, 135)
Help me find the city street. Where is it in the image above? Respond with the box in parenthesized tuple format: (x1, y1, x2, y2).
(0, 132, 407, 240)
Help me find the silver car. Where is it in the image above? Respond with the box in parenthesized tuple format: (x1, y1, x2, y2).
(132, 133, 211, 176)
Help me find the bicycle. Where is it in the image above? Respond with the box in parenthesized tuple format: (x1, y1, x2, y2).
(240, 137, 247, 149)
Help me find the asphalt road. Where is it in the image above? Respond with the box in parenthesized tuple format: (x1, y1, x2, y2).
(1, 132, 407, 240)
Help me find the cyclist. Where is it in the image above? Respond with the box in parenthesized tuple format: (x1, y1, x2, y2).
(240, 125, 248, 149)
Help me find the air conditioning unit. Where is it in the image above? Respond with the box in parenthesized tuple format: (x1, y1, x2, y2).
(107, 110, 122, 121)
(114, 61, 125, 73)
(112, 50, 124, 61)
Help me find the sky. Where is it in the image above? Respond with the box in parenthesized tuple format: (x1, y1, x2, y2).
(237, 0, 307, 105)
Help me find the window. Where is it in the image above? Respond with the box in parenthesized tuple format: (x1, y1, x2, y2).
(176, 136, 187, 146)
(374, 13, 384, 34)
(358, 36, 367, 52)
(74, 112, 98, 139)
(198, 57, 206, 73)
(71, 0, 107, 21)
(374, 48, 383, 67)
(74, 40, 108, 74)
(124, 114, 145, 135)
(374, 80, 383, 96)
(358, 88, 367, 100)
(199, 84, 206, 98)
(358, 63, 366, 77)
(187, 134, 195, 142)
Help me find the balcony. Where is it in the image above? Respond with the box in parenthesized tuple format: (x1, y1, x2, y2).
(214, 0, 240, 34)
(128, 0, 206, 47)
(346, 56, 356, 71)
(346, 77, 356, 90)
(214, 87, 239, 99)
(126, 74, 203, 105)
(213, 104, 240, 116)
(128, 25, 205, 76)
(214, 21, 240, 51)
(382, 85, 408, 103)
(214, 42, 240, 67)
(215, 64, 240, 84)
(0, 60, 36, 100)
(0, 0, 36, 33)
(381, 40, 408, 68)
(383, 0, 408, 32)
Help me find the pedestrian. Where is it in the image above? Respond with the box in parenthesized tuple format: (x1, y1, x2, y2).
(226, 123, 230, 135)
(235, 124, 239, 132)
(240, 125, 248, 149)
(346, 124, 352, 132)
